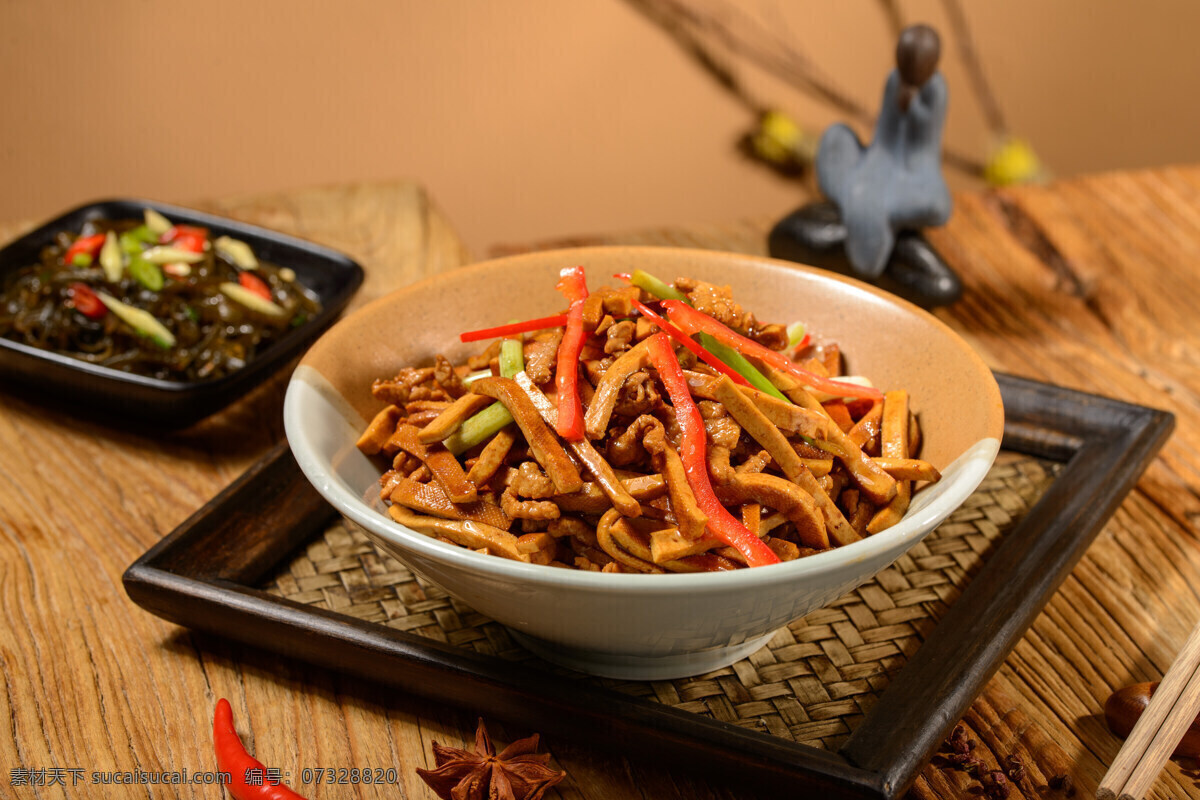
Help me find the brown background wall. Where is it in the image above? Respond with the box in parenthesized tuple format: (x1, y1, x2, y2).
(3, 1, 1198, 255)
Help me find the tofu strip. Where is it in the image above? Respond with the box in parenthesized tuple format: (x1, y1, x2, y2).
(760, 364, 898, 505)
(466, 425, 518, 486)
(388, 477, 510, 529)
(356, 405, 402, 455)
(552, 475, 667, 514)
(389, 423, 478, 503)
(641, 418, 709, 540)
(873, 457, 940, 482)
(711, 374, 859, 545)
(417, 393, 494, 443)
(514, 372, 640, 516)
(470, 376, 583, 494)
(734, 385, 834, 440)
(583, 339, 652, 440)
(718, 473, 829, 550)
(713, 376, 806, 482)
(387, 506, 527, 562)
(868, 390, 912, 533)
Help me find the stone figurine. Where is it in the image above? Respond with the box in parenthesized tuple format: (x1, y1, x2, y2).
(769, 24, 962, 308)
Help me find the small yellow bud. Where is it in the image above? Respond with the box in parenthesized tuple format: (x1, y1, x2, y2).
(984, 137, 1045, 187)
(750, 110, 815, 166)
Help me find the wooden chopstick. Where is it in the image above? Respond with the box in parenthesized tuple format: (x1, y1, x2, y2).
(1096, 621, 1200, 800)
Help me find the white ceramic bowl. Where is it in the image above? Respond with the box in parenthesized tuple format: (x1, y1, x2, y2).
(285, 247, 1003, 679)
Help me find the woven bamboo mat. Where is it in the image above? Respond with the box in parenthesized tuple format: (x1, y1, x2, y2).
(264, 451, 1057, 753)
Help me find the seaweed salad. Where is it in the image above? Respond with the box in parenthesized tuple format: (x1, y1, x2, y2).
(0, 208, 321, 381)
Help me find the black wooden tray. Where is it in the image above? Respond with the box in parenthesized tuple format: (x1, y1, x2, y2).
(123, 373, 1173, 799)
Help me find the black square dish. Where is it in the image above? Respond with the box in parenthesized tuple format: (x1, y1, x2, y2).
(0, 199, 364, 428)
(123, 374, 1173, 798)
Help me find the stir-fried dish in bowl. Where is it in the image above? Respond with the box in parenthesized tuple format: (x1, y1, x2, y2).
(285, 247, 1003, 678)
(355, 268, 941, 573)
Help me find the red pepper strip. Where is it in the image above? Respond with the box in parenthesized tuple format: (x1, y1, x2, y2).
(632, 300, 750, 388)
(67, 282, 106, 319)
(612, 272, 632, 281)
(645, 333, 779, 567)
(459, 313, 569, 343)
(661, 300, 883, 401)
(238, 271, 272, 301)
(554, 265, 589, 441)
(64, 233, 107, 264)
(213, 699, 308, 800)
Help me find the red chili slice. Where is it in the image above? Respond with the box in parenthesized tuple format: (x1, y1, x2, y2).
(238, 271, 272, 301)
(64, 233, 107, 265)
(67, 282, 107, 320)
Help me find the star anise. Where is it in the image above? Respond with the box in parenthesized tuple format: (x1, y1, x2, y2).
(416, 718, 566, 800)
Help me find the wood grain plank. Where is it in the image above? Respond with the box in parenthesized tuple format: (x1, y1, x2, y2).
(971, 168, 1200, 794)
(0, 182, 473, 799)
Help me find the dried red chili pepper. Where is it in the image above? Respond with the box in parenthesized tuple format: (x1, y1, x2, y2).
(553, 265, 589, 441)
(213, 698, 308, 800)
(645, 332, 780, 567)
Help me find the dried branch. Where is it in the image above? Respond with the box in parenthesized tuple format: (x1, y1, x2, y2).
(876, 0, 906, 40)
(939, 0, 1008, 136)
(625, 0, 989, 177)
(636, 0, 875, 124)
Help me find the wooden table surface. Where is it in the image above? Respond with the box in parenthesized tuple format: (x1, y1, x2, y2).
(2, 167, 1200, 799)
